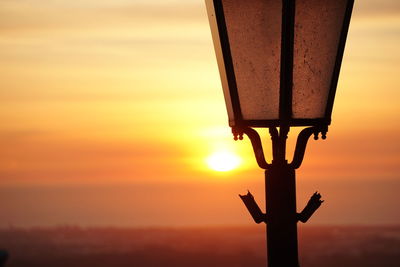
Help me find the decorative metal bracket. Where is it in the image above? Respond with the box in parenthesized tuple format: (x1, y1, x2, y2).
(239, 190, 324, 224)
(233, 125, 328, 170)
(290, 126, 328, 169)
(232, 126, 271, 169)
(239, 190, 266, 224)
(297, 192, 324, 223)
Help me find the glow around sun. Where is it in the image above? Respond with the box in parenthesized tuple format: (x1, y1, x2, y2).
(206, 151, 242, 172)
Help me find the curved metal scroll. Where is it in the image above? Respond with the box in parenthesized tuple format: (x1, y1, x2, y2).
(233, 125, 328, 170)
(232, 127, 271, 169)
(290, 126, 328, 169)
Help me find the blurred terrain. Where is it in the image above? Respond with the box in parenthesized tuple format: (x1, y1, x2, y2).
(0, 225, 399, 267)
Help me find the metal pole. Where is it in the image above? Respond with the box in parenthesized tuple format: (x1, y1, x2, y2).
(266, 126, 299, 267)
(265, 164, 299, 267)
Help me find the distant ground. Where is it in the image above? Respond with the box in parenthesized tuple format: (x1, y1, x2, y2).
(0, 225, 399, 267)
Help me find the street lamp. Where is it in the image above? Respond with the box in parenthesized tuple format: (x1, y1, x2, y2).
(205, 0, 354, 266)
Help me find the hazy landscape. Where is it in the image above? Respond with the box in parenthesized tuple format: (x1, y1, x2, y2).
(0, 225, 399, 267)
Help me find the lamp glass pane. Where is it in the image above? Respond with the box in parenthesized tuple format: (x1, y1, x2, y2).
(205, 0, 236, 125)
(222, 0, 281, 120)
(292, 0, 349, 119)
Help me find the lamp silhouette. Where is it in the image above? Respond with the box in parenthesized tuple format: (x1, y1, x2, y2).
(205, 0, 355, 266)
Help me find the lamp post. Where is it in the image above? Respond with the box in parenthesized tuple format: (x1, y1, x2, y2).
(205, 0, 354, 266)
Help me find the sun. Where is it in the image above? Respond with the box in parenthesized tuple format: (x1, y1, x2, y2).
(206, 151, 242, 172)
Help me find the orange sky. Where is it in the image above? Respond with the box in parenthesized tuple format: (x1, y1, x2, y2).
(0, 0, 399, 227)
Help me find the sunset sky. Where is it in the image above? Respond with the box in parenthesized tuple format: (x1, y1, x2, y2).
(0, 0, 399, 227)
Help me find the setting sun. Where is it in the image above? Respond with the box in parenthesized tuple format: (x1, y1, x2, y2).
(206, 151, 242, 172)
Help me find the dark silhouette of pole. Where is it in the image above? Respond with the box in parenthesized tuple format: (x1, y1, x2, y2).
(265, 126, 299, 266)
(265, 164, 299, 267)
(237, 126, 324, 267)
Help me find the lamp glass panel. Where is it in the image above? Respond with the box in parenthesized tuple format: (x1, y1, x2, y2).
(205, 0, 236, 125)
(222, 0, 281, 120)
(292, 0, 349, 119)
